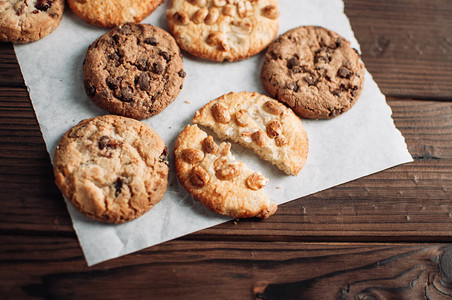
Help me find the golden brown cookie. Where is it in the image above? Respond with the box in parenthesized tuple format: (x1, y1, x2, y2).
(166, 0, 279, 62)
(0, 0, 64, 43)
(53, 115, 169, 224)
(83, 23, 186, 120)
(261, 26, 365, 119)
(67, 0, 163, 28)
(175, 124, 277, 218)
(192, 92, 309, 176)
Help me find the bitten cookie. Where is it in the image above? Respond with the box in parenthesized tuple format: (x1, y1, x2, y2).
(53, 115, 169, 224)
(0, 0, 64, 43)
(67, 0, 163, 28)
(261, 26, 365, 119)
(83, 23, 186, 120)
(175, 124, 277, 218)
(192, 92, 309, 176)
(166, 0, 279, 62)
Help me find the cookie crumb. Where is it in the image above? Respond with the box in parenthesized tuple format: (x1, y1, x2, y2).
(185, 100, 191, 104)
(275, 186, 281, 189)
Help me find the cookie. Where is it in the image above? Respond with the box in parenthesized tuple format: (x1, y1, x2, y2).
(175, 124, 277, 218)
(192, 92, 309, 176)
(261, 26, 365, 119)
(0, 0, 64, 43)
(53, 115, 169, 223)
(166, 0, 279, 62)
(67, 0, 163, 28)
(83, 23, 186, 120)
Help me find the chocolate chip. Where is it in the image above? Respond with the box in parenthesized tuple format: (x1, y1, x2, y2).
(120, 85, 134, 102)
(106, 77, 120, 90)
(85, 81, 96, 97)
(286, 82, 299, 92)
(136, 59, 148, 71)
(98, 136, 118, 150)
(137, 73, 151, 92)
(315, 47, 332, 64)
(178, 70, 186, 78)
(337, 66, 352, 79)
(32, 9, 39, 14)
(332, 90, 341, 97)
(144, 37, 158, 46)
(329, 109, 342, 117)
(114, 178, 123, 197)
(351, 90, 357, 97)
(112, 34, 121, 43)
(159, 147, 169, 165)
(160, 51, 171, 62)
(287, 57, 300, 69)
(304, 75, 317, 86)
(35, 0, 52, 12)
(336, 38, 343, 48)
(152, 62, 164, 75)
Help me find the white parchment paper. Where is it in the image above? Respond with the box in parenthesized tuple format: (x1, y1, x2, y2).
(14, 0, 413, 266)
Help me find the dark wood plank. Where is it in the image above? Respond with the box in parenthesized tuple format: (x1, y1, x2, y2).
(1, 237, 451, 299)
(0, 43, 24, 88)
(345, 0, 452, 100)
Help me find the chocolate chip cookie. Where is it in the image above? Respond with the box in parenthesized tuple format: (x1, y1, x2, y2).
(261, 26, 365, 119)
(83, 23, 186, 120)
(0, 0, 64, 43)
(67, 0, 163, 28)
(53, 115, 169, 224)
(166, 0, 279, 62)
(175, 124, 277, 218)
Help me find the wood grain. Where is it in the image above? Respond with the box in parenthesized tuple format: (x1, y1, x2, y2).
(345, 0, 452, 100)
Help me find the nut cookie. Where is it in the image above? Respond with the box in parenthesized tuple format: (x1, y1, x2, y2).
(0, 0, 64, 43)
(67, 0, 163, 28)
(83, 23, 186, 120)
(261, 26, 365, 119)
(166, 0, 279, 62)
(53, 115, 169, 224)
(192, 92, 309, 176)
(175, 124, 277, 218)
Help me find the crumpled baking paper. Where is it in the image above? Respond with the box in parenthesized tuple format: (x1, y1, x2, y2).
(14, 0, 413, 266)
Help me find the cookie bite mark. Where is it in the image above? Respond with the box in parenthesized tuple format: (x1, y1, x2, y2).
(175, 124, 276, 219)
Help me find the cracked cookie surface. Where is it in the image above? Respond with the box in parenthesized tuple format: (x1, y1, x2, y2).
(83, 23, 186, 120)
(0, 0, 64, 43)
(175, 124, 277, 218)
(261, 26, 365, 119)
(67, 0, 163, 28)
(53, 115, 169, 223)
(166, 0, 279, 62)
(192, 91, 309, 176)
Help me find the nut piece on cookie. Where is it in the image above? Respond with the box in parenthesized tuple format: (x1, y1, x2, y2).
(83, 23, 185, 120)
(0, 0, 65, 43)
(166, 0, 280, 62)
(53, 115, 169, 224)
(261, 26, 365, 119)
(67, 0, 163, 28)
(175, 124, 277, 219)
(192, 92, 309, 176)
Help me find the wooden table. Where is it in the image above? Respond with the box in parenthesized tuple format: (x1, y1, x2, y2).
(1, 0, 452, 298)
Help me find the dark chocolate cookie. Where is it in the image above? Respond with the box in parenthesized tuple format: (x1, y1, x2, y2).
(261, 26, 365, 119)
(83, 23, 186, 120)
